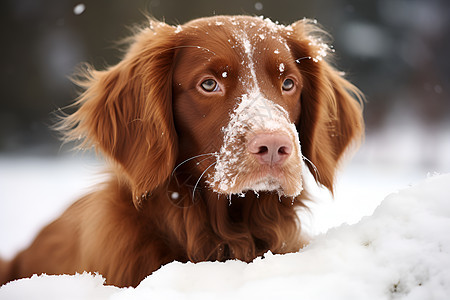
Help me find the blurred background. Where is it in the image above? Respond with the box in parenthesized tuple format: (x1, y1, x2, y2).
(0, 0, 449, 165)
(0, 0, 449, 256)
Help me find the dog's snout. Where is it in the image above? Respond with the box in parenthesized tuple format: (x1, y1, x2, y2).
(248, 133, 292, 166)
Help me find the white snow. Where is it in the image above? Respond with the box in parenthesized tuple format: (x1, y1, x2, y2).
(254, 2, 263, 11)
(174, 25, 183, 33)
(0, 273, 118, 300)
(242, 38, 252, 54)
(236, 31, 260, 91)
(1, 169, 449, 299)
(73, 4, 86, 16)
(308, 40, 330, 63)
(0, 155, 106, 259)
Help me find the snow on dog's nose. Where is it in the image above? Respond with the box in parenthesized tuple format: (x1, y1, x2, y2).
(208, 92, 303, 197)
(248, 133, 292, 166)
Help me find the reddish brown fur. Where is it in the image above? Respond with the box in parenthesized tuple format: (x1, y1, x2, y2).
(0, 16, 363, 288)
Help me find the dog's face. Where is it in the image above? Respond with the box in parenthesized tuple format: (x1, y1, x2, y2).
(63, 16, 363, 206)
(173, 17, 305, 197)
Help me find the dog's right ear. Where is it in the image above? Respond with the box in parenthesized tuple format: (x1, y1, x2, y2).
(60, 20, 178, 206)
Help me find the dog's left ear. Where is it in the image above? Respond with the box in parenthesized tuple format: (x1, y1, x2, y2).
(287, 19, 364, 192)
(61, 21, 178, 206)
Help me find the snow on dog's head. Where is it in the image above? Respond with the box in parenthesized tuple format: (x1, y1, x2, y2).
(207, 91, 303, 197)
(171, 15, 363, 201)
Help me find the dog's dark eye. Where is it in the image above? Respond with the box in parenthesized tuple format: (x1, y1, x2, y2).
(201, 79, 219, 92)
(282, 78, 295, 91)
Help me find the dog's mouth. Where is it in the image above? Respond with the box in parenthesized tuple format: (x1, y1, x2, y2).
(250, 177, 282, 193)
(210, 163, 303, 197)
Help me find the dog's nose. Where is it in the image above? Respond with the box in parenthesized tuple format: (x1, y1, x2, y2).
(248, 133, 292, 166)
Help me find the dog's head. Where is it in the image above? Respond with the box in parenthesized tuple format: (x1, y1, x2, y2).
(62, 16, 363, 207)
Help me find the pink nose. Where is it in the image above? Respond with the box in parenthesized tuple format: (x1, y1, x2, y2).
(248, 133, 292, 166)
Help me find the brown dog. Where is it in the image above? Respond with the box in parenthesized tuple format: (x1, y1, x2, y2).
(0, 16, 363, 287)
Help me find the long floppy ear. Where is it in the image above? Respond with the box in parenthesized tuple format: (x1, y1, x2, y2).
(287, 19, 364, 192)
(60, 21, 178, 206)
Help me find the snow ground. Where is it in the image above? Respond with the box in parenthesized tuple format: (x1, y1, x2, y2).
(1, 172, 449, 299)
(0, 127, 449, 299)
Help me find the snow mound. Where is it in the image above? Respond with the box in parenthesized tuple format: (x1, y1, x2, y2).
(0, 273, 118, 300)
(1, 174, 450, 300)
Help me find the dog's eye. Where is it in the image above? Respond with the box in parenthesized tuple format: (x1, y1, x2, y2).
(282, 78, 295, 91)
(201, 79, 220, 92)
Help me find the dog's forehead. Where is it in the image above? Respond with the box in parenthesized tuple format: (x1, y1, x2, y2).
(179, 16, 293, 55)
(173, 16, 300, 98)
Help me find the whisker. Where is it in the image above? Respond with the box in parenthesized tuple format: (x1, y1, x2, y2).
(171, 152, 217, 176)
(196, 155, 216, 166)
(302, 155, 321, 182)
(295, 56, 312, 63)
(192, 162, 217, 202)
